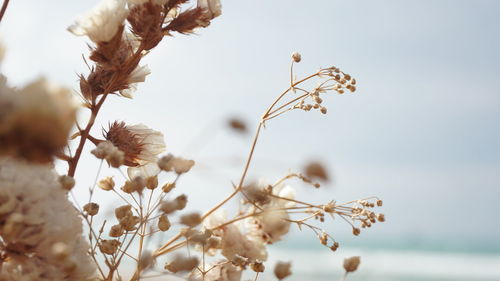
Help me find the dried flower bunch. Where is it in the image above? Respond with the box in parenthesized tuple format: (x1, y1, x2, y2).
(0, 0, 384, 281)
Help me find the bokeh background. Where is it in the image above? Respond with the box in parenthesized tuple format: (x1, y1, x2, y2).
(1, 0, 499, 280)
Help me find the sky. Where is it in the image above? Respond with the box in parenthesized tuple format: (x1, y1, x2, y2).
(1, 0, 499, 247)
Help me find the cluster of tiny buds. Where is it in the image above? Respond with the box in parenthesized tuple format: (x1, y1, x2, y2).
(318, 232, 340, 252)
(350, 199, 385, 233)
(91, 141, 124, 168)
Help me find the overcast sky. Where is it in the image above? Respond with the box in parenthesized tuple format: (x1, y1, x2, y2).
(1, 0, 499, 245)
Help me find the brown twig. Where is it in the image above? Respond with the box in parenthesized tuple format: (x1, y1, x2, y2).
(0, 0, 10, 23)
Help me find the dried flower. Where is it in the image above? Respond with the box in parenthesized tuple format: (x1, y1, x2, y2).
(158, 154, 195, 174)
(304, 161, 330, 182)
(115, 205, 133, 219)
(228, 117, 247, 133)
(83, 202, 100, 216)
(105, 122, 166, 167)
(158, 215, 171, 232)
(0, 157, 95, 280)
(98, 176, 115, 191)
(160, 194, 188, 214)
(99, 239, 121, 255)
(250, 261, 265, 273)
(68, 0, 129, 43)
(164, 255, 199, 273)
(274, 261, 292, 280)
(291, 52, 301, 63)
(180, 212, 202, 227)
(109, 224, 124, 237)
(162, 182, 176, 193)
(343, 256, 361, 273)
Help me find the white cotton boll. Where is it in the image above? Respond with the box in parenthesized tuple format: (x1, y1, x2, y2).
(68, 0, 129, 43)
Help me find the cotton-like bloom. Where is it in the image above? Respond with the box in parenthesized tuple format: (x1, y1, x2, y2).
(104, 121, 165, 178)
(0, 157, 96, 280)
(246, 181, 296, 244)
(68, 0, 129, 43)
(0, 78, 76, 163)
(119, 64, 151, 98)
(204, 210, 268, 262)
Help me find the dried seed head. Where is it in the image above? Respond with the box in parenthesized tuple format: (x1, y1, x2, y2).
(244, 183, 271, 206)
(161, 194, 188, 214)
(157, 154, 174, 171)
(59, 175, 75, 191)
(115, 205, 133, 219)
(98, 176, 115, 191)
(99, 239, 121, 255)
(228, 117, 247, 133)
(291, 52, 302, 63)
(352, 227, 361, 236)
(376, 199, 383, 207)
(165, 255, 199, 273)
(377, 213, 385, 222)
(174, 194, 188, 210)
(320, 107, 327, 114)
(109, 224, 124, 237)
(343, 256, 361, 273)
(319, 233, 328, 245)
(146, 176, 158, 189)
(83, 202, 99, 216)
(119, 214, 140, 231)
(162, 182, 176, 193)
(105, 122, 165, 167)
(180, 212, 202, 227)
(251, 261, 265, 273)
(274, 261, 292, 280)
(304, 161, 329, 182)
(158, 215, 171, 232)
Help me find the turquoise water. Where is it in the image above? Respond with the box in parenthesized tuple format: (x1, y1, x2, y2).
(260, 236, 500, 281)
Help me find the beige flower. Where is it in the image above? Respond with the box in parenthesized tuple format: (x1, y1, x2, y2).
(105, 122, 165, 165)
(68, 0, 129, 43)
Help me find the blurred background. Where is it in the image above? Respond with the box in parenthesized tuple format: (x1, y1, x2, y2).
(1, 0, 499, 280)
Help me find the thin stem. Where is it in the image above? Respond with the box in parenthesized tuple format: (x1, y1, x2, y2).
(0, 0, 10, 23)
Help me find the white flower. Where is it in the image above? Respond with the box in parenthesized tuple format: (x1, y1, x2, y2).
(204, 210, 267, 262)
(119, 64, 151, 98)
(198, 0, 222, 19)
(68, 0, 129, 43)
(0, 157, 96, 280)
(246, 181, 296, 244)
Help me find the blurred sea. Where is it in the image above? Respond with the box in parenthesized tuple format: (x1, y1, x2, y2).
(263, 237, 500, 281)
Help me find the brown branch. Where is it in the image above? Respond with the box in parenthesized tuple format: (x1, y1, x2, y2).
(0, 0, 10, 23)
